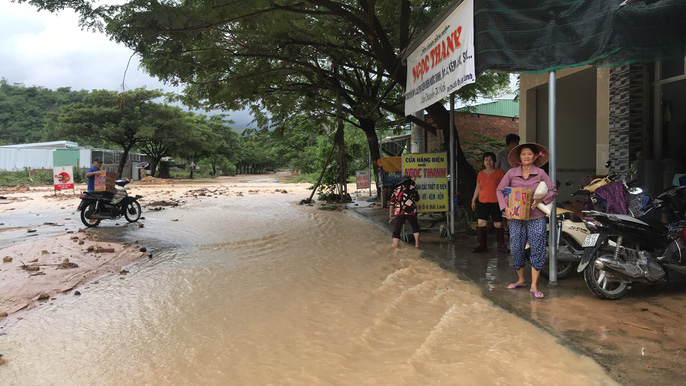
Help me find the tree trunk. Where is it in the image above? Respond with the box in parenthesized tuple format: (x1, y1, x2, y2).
(425, 103, 476, 210)
(335, 87, 347, 201)
(117, 145, 133, 179)
(150, 157, 160, 177)
(359, 118, 382, 197)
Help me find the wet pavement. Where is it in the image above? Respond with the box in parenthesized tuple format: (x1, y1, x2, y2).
(349, 200, 686, 386)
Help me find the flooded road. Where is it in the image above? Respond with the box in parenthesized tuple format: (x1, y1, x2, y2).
(0, 190, 615, 385)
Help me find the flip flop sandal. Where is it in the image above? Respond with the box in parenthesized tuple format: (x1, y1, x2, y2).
(507, 283, 526, 289)
(530, 290, 545, 299)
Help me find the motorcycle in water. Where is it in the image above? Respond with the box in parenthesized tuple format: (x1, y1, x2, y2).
(577, 185, 686, 299)
(78, 179, 143, 227)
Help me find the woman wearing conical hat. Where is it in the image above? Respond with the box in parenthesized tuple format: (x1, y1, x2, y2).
(496, 143, 557, 299)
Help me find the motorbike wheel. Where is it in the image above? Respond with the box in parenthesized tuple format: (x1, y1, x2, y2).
(540, 234, 579, 279)
(80, 203, 101, 227)
(124, 200, 142, 223)
(583, 251, 630, 300)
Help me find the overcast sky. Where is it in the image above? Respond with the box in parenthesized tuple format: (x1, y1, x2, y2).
(0, 1, 257, 128)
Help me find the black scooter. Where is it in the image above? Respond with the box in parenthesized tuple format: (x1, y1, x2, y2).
(577, 185, 686, 299)
(77, 179, 143, 227)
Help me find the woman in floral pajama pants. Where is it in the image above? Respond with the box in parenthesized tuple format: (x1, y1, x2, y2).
(496, 143, 557, 299)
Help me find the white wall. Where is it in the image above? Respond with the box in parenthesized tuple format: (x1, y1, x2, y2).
(0, 148, 54, 170)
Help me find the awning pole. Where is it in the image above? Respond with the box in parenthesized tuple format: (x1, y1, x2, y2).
(450, 93, 456, 236)
(548, 71, 558, 286)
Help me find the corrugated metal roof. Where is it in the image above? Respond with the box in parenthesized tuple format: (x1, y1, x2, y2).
(0, 140, 79, 149)
(456, 99, 519, 118)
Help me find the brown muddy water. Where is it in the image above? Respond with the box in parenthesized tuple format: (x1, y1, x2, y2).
(1, 192, 616, 385)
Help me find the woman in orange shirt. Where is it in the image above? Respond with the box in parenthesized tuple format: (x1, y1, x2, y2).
(470, 152, 507, 253)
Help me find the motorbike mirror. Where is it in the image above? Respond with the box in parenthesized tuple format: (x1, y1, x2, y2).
(564, 179, 574, 187)
(627, 187, 643, 195)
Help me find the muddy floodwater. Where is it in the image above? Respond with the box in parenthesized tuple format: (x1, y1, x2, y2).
(1, 190, 616, 385)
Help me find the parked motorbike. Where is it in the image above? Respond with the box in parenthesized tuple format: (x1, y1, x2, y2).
(537, 167, 647, 279)
(572, 161, 644, 216)
(78, 179, 143, 227)
(577, 185, 686, 299)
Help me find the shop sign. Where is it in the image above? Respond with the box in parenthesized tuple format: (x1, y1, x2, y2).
(402, 153, 448, 212)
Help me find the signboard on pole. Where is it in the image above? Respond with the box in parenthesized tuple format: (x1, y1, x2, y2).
(404, 0, 475, 115)
(402, 153, 448, 213)
(53, 166, 75, 191)
(355, 170, 370, 190)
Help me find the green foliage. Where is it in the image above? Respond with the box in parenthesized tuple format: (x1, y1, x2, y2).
(0, 169, 50, 187)
(0, 79, 89, 144)
(460, 133, 504, 169)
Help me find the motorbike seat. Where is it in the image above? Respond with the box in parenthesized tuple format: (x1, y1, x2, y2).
(559, 211, 583, 222)
(83, 191, 114, 199)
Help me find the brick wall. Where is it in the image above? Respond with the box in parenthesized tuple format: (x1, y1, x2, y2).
(426, 113, 519, 152)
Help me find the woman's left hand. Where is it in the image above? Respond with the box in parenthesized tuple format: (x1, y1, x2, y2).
(531, 198, 542, 209)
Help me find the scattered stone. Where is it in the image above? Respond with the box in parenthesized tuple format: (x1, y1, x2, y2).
(123, 224, 128, 227)
(41, 250, 49, 255)
(37, 293, 49, 300)
(0, 223, 4, 225)
(2, 256, 11, 263)
(140, 217, 145, 220)
(275, 189, 281, 192)
(59, 261, 78, 269)
(120, 269, 129, 275)
(0, 312, 7, 318)
(24, 266, 40, 272)
(139, 247, 147, 252)
(78, 240, 84, 245)
(148, 253, 153, 259)
(29, 259, 38, 263)
(281, 190, 288, 194)
(70, 236, 79, 240)
(0, 356, 5, 365)
(171, 219, 179, 222)
(43, 222, 58, 226)
(138, 223, 144, 228)
(29, 272, 46, 276)
(74, 291, 81, 296)
(78, 228, 85, 233)
(87, 246, 94, 252)
(94, 246, 115, 253)
(27, 229, 37, 233)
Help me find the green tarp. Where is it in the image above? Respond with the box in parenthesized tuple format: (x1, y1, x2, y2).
(474, 0, 686, 74)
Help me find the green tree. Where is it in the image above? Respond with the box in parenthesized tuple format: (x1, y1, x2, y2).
(54, 88, 164, 178)
(22, 0, 511, 197)
(136, 104, 198, 177)
(0, 79, 88, 144)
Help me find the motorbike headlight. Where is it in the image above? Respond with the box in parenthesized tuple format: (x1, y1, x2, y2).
(582, 217, 602, 231)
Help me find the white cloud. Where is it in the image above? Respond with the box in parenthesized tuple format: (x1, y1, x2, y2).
(0, 2, 255, 127)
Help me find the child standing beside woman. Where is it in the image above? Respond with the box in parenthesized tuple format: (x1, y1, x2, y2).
(470, 152, 508, 253)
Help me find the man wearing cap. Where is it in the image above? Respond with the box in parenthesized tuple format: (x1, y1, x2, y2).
(389, 175, 421, 248)
(496, 143, 557, 299)
(85, 158, 103, 191)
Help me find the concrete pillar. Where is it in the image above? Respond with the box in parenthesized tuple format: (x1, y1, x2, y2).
(410, 111, 425, 153)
